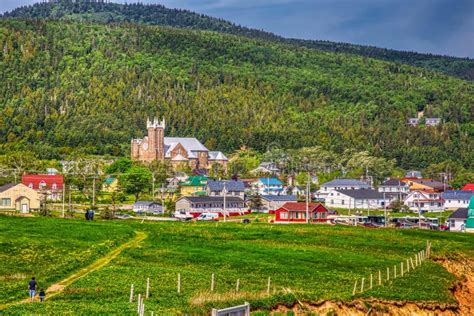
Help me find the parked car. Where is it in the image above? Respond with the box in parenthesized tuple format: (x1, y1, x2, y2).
(173, 211, 194, 221)
(196, 213, 219, 221)
(115, 214, 134, 220)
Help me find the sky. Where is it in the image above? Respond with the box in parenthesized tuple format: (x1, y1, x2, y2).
(1, 0, 473, 58)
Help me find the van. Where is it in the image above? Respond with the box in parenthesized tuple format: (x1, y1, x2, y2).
(197, 213, 219, 221)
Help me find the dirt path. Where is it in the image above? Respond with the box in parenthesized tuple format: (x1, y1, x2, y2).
(1, 231, 147, 310)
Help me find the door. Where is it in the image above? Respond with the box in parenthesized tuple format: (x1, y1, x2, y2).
(21, 203, 29, 213)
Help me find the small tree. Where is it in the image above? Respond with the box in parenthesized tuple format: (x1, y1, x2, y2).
(249, 194, 263, 212)
(391, 199, 409, 213)
(119, 166, 152, 201)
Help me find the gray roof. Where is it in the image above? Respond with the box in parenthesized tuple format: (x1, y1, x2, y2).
(261, 195, 297, 202)
(381, 179, 407, 187)
(441, 190, 473, 200)
(164, 137, 208, 158)
(322, 179, 370, 188)
(207, 180, 244, 192)
(134, 201, 161, 206)
(208, 151, 228, 161)
(335, 189, 385, 199)
(0, 183, 16, 193)
(181, 196, 244, 203)
(412, 179, 446, 190)
(448, 208, 468, 219)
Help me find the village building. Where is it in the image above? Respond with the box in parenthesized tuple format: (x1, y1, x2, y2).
(250, 162, 281, 176)
(405, 170, 423, 179)
(131, 118, 228, 170)
(462, 184, 474, 191)
(179, 176, 207, 196)
(275, 202, 329, 224)
(206, 180, 245, 198)
(284, 185, 305, 196)
(132, 201, 163, 214)
(441, 190, 474, 209)
(403, 178, 448, 192)
(253, 178, 284, 195)
(404, 190, 444, 213)
(325, 189, 390, 210)
(0, 183, 41, 213)
(22, 174, 64, 201)
(259, 195, 297, 212)
(103, 177, 119, 193)
(448, 208, 468, 232)
(175, 196, 247, 216)
(316, 179, 371, 200)
(378, 178, 409, 200)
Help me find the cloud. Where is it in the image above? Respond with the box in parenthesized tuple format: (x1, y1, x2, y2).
(1, 0, 473, 57)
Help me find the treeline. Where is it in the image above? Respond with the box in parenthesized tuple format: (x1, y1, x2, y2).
(0, 20, 473, 170)
(2, 0, 474, 80)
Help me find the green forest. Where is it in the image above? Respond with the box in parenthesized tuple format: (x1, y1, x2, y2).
(0, 18, 473, 170)
(3, 0, 474, 80)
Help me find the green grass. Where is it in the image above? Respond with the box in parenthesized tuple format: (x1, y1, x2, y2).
(1, 216, 473, 314)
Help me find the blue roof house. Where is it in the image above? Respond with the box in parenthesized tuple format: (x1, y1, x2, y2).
(254, 178, 284, 195)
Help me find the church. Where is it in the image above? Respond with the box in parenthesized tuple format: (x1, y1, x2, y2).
(131, 118, 228, 170)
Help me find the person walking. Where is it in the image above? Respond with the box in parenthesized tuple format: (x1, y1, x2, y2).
(28, 277, 37, 302)
(39, 289, 46, 302)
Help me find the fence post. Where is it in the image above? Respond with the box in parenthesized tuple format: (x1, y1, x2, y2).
(146, 278, 150, 299)
(137, 294, 141, 314)
(360, 277, 365, 293)
(353, 279, 358, 295)
(211, 273, 215, 292)
(267, 277, 271, 295)
(130, 284, 134, 303)
(178, 273, 181, 294)
(378, 270, 382, 286)
(236, 279, 240, 292)
(401, 262, 404, 277)
(415, 253, 418, 267)
(387, 267, 390, 281)
(410, 257, 415, 270)
(394, 265, 397, 278)
(406, 259, 410, 273)
(370, 274, 373, 290)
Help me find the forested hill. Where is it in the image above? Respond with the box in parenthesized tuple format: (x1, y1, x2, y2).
(3, 0, 474, 81)
(0, 19, 473, 169)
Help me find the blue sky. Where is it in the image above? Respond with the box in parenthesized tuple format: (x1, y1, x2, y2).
(1, 0, 473, 57)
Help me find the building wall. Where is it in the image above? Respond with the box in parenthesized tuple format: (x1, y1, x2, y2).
(444, 200, 470, 209)
(325, 192, 388, 210)
(449, 218, 466, 232)
(176, 199, 192, 211)
(0, 184, 41, 212)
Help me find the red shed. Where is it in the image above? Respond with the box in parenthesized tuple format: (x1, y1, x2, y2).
(275, 202, 329, 223)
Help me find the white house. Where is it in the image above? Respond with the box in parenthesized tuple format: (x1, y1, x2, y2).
(441, 190, 474, 209)
(253, 178, 284, 195)
(404, 190, 444, 213)
(133, 201, 163, 214)
(448, 208, 468, 232)
(316, 179, 371, 200)
(259, 195, 297, 212)
(325, 189, 390, 210)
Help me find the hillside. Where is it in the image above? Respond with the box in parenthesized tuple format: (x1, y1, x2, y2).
(0, 19, 473, 170)
(3, 0, 474, 81)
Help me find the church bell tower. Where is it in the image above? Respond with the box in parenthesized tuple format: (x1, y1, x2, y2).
(147, 117, 165, 161)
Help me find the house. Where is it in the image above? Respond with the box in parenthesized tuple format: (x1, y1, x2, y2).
(441, 190, 474, 209)
(259, 195, 298, 212)
(251, 162, 280, 176)
(240, 178, 257, 194)
(425, 118, 442, 126)
(179, 176, 208, 196)
(103, 177, 119, 193)
(133, 201, 163, 214)
(46, 168, 59, 175)
(448, 208, 468, 232)
(406, 179, 448, 192)
(316, 179, 371, 200)
(206, 180, 245, 198)
(405, 170, 422, 179)
(462, 184, 474, 191)
(175, 196, 247, 217)
(0, 183, 41, 213)
(131, 117, 228, 170)
(253, 178, 284, 195)
(325, 189, 390, 210)
(378, 178, 409, 200)
(275, 202, 329, 223)
(407, 118, 419, 126)
(284, 186, 305, 196)
(22, 174, 64, 201)
(404, 190, 444, 213)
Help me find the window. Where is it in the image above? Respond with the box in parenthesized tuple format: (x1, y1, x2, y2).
(280, 212, 288, 219)
(341, 200, 345, 205)
(28, 183, 33, 188)
(1, 198, 11, 206)
(52, 183, 57, 190)
(39, 181, 47, 189)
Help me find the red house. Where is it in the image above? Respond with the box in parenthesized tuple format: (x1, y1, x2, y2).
(275, 202, 329, 224)
(22, 174, 64, 201)
(462, 184, 474, 191)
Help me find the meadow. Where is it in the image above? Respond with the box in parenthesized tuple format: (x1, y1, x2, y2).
(1, 215, 473, 314)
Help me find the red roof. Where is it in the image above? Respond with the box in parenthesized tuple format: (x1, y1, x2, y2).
(279, 202, 328, 213)
(22, 174, 64, 190)
(462, 184, 474, 191)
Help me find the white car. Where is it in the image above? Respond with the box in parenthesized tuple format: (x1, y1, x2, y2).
(196, 213, 219, 221)
(173, 211, 194, 221)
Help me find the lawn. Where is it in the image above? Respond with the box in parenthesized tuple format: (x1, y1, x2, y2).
(1, 216, 473, 314)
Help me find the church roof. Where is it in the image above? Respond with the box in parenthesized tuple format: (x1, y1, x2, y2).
(164, 137, 208, 158)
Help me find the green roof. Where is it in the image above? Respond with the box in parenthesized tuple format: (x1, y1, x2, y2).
(193, 190, 208, 196)
(180, 175, 207, 187)
(104, 177, 117, 185)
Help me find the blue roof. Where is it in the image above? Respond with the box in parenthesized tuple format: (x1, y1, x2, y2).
(207, 180, 245, 192)
(441, 190, 474, 200)
(261, 195, 297, 201)
(259, 178, 282, 186)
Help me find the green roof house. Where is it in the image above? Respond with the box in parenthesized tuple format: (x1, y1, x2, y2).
(466, 196, 474, 232)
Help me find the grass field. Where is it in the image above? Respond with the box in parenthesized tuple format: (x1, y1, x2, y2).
(1, 215, 473, 314)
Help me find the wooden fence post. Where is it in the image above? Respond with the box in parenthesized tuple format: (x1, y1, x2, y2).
(137, 294, 141, 314)
(410, 257, 415, 270)
(130, 284, 134, 303)
(177, 273, 181, 294)
(360, 277, 365, 293)
(378, 270, 382, 286)
(267, 277, 271, 295)
(211, 273, 215, 292)
(387, 267, 390, 281)
(146, 278, 150, 299)
(401, 262, 404, 277)
(353, 279, 358, 295)
(415, 253, 418, 267)
(406, 259, 410, 273)
(236, 279, 240, 292)
(394, 265, 397, 278)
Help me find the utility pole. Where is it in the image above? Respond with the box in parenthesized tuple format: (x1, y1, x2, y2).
(417, 191, 421, 229)
(92, 176, 96, 207)
(152, 175, 155, 200)
(306, 173, 310, 224)
(223, 181, 227, 222)
(62, 182, 65, 218)
(383, 191, 387, 227)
